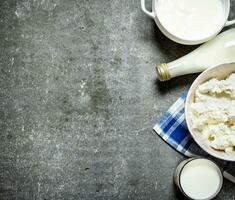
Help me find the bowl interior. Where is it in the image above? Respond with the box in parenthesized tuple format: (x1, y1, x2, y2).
(153, 0, 229, 45)
(185, 63, 235, 161)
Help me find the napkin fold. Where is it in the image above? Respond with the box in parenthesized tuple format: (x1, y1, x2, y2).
(153, 91, 235, 183)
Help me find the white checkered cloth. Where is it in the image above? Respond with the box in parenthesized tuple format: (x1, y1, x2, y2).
(153, 91, 235, 183)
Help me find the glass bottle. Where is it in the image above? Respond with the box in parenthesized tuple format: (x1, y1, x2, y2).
(157, 28, 235, 81)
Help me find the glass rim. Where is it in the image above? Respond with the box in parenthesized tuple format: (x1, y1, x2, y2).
(178, 157, 223, 200)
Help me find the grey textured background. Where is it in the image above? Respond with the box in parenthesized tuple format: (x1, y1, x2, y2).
(0, 0, 235, 199)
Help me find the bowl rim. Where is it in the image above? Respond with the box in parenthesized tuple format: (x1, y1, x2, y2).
(185, 62, 235, 161)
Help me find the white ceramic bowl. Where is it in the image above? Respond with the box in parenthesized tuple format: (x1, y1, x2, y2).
(185, 63, 235, 161)
(141, 0, 235, 45)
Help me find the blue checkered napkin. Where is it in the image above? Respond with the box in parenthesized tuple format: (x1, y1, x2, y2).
(153, 91, 235, 183)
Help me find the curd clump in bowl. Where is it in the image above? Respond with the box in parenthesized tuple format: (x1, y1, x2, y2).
(190, 73, 235, 154)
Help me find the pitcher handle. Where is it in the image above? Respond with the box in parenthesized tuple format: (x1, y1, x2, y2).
(141, 0, 154, 19)
(224, 2, 235, 27)
(225, 19, 235, 27)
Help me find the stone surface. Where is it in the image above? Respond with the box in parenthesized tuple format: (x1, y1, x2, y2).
(0, 0, 235, 199)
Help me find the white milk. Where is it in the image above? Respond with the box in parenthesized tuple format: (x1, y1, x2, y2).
(156, 0, 223, 41)
(180, 159, 222, 200)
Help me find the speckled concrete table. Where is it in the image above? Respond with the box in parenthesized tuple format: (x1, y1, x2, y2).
(0, 0, 235, 199)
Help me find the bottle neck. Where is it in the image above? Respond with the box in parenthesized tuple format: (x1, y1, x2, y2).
(168, 57, 197, 77)
(157, 53, 207, 81)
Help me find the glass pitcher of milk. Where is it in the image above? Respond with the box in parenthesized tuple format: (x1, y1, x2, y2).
(157, 28, 235, 81)
(141, 0, 235, 45)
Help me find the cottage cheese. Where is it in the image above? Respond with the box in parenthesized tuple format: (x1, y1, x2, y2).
(191, 73, 235, 154)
